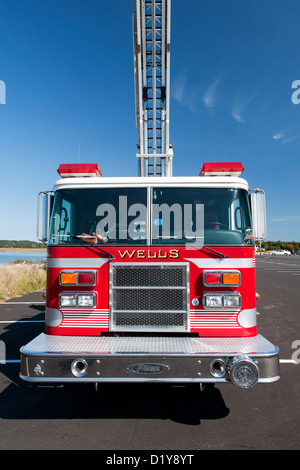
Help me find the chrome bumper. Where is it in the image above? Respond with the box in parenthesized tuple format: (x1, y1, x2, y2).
(20, 333, 280, 388)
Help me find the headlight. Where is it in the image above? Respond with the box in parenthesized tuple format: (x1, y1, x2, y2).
(223, 294, 241, 308)
(203, 293, 241, 309)
(60, 294, 77, 307)
(59, 293, 96, 308)
(204, 294, 223, 308)
(77, 294, 96, 307)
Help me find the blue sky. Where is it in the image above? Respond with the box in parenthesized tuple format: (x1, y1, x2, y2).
(0, 0, 299, 242)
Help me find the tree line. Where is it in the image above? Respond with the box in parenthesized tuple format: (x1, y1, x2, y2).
(0, 240, 46, 249)
(0, 239, 299, 251)
(258, 241, 300, 251)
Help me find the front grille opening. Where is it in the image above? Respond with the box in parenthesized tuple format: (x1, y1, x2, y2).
(100, 332, 199, 337)
(114, 289, 186, 311)
(113, 265, 186, 287)
(113, 312, 186, 329)
(110, 263, 189, 333)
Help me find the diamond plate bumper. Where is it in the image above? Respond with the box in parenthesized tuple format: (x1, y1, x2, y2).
(20, 333, 280, 385)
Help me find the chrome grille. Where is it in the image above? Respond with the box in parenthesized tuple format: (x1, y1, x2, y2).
(113, 266, 186, 287)
(110, 263, 189, 332)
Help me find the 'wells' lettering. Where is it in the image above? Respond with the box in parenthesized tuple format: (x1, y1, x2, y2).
(118, 250, 136, 259)
(118, 249, 179, 259)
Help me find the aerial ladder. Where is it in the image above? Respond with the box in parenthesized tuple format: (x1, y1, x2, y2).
(133, 0, 173, 177)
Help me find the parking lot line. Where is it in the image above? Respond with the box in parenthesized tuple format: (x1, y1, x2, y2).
(276, 270, 300, 272)
(260, 261, 299, 267)
(0, 302, 45, 305)
(0, 360, 21, 364)
(280, 359, 298, 364)
(0, 320, 44, 324)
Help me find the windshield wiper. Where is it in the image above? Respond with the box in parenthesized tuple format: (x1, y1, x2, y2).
(156, 235, 204, 240)
(201, 246, 228, 259)
(71, 234, 115, 259)
(155, 235, 227, 258)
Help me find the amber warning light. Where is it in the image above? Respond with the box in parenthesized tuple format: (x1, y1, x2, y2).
(203, 271, 241, 287)
(57, 163, 102, 178)
(200, 162, 244, 176)
(59, 271, 96, 286)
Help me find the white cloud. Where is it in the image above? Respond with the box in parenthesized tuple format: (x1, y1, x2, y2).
(172, 72, 187, 105)
(231, 105, 246, 124)
(282, 136, 295, 144)
(273, 131, 285, 141)
(172, 71, 200, 113)
(272, 215, 300, 222)
(273, 130, 298, 144)
(231, 91, 256, 124)
(203, 78, 221, 109)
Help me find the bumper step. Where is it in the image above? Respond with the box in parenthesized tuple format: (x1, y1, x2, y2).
(20, 333, 280, 387)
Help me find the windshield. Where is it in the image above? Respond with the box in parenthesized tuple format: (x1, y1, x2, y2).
(49, 188, 148, 246)
(151, 187, 253, 245)
(49, 187, 254, 246)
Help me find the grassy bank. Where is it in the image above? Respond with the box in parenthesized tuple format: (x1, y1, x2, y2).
(0, 262, 46, 302)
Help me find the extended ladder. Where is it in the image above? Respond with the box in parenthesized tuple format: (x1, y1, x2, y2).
(133, 0, 173, 177)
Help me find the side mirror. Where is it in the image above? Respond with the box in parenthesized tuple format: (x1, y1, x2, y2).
(37, 191, 53, 242)
(249, 189, 267, 240)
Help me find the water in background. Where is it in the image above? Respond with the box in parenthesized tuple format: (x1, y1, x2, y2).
(0, 251, 47, 265)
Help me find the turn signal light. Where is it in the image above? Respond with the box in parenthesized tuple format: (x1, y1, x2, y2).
(59, 271, 96, 286)
(60, 273, 77, 285)
(223, 273, 240, 285)
(203, 271, 241, 287)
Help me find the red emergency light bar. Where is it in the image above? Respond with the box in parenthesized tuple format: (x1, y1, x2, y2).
(57, 163, 102, 178)
(199, 162, 244, 177)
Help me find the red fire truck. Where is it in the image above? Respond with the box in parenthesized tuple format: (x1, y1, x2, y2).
(20, 160, 280, 389)
(20, 0, 280, 389)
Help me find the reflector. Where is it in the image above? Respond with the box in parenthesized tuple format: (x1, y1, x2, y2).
(205, 273, 222, 285)
(78, 273, 95, 284)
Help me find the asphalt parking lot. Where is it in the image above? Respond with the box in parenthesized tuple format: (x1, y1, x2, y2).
(0, 255, 299, 451)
